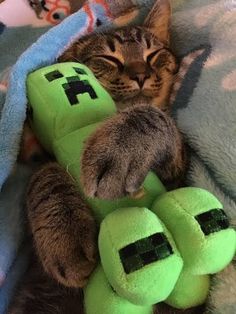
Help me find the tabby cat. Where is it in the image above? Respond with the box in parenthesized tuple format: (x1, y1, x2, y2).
(8, 1, 192, 313)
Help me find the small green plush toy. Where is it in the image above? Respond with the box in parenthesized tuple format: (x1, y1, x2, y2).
(27, 62, 236, 314)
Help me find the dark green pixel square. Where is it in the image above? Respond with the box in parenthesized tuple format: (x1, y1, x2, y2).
(155, 243, 173, 260)
(136, 237, 154, 254)
(123, 254, 143, 274)
(73, 67, 87, 75)
(45, 70, 63, 82)
(196, 209, 230, 235)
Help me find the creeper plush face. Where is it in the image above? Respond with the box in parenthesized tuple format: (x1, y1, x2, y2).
(27, 62, 116, 152)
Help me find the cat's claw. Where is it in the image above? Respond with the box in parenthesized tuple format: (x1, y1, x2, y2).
(81, 152, 151, 200)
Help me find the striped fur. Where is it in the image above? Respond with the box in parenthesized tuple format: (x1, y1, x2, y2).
(26, 163, 98, 289)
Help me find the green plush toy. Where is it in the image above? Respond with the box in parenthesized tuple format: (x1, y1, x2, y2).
(27, 62, 236, 313)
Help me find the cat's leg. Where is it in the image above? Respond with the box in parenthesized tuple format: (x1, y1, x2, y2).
(8, 256, 202, 314)
(26, 162, 98, 288)
(8, 256, 203, 314)
(205, 262, 236, 314)
(8, 254, 84, 314)
(81, 104, 187, 199)
(151, 137, 188, 190)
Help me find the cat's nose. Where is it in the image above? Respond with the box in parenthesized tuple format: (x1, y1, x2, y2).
(126, 62, 151, 88)
(131, 73, 150, 88)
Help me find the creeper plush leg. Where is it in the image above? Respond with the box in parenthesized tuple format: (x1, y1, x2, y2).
(152, 187, 236, 309)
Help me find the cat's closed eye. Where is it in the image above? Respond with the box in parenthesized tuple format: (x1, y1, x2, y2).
(90, 55, 124, 71)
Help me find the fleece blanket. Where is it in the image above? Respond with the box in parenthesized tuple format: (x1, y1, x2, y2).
(170, 2, 236, 311)
(0, 0, 235, 312)
(170, 0, 236, 219)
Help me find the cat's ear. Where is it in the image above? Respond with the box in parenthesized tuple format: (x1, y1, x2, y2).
(144, 0, 171, 45)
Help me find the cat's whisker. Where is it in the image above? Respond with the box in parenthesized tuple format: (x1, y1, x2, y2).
(71, 56, 81, 63)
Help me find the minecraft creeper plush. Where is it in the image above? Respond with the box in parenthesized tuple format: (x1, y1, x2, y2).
(27, 62, 236, 313)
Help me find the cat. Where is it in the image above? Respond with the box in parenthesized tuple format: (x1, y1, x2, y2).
(58, 7, 177, 113)
(8, 1, 192, 313)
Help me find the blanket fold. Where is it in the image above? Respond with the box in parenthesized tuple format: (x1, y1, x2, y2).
(0, 164, 32, 287)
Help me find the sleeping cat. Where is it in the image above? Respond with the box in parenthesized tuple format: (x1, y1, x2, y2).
(8, 1, 192, 313)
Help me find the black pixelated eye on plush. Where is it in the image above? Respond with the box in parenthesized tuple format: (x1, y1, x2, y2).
(195, 209, 230, 236)
(119, 233, 173, 274)
(73, 67, 87, 75)
(45, 70, 64, 82)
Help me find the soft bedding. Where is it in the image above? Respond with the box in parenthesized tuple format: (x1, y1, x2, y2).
(0, 0, 235, 312)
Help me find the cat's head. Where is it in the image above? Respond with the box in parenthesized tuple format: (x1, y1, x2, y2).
(60, 0, 177, 110)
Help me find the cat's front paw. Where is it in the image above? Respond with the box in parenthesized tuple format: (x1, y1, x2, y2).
(81, 144, 151, 200)
(81, 105, 167, 200)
